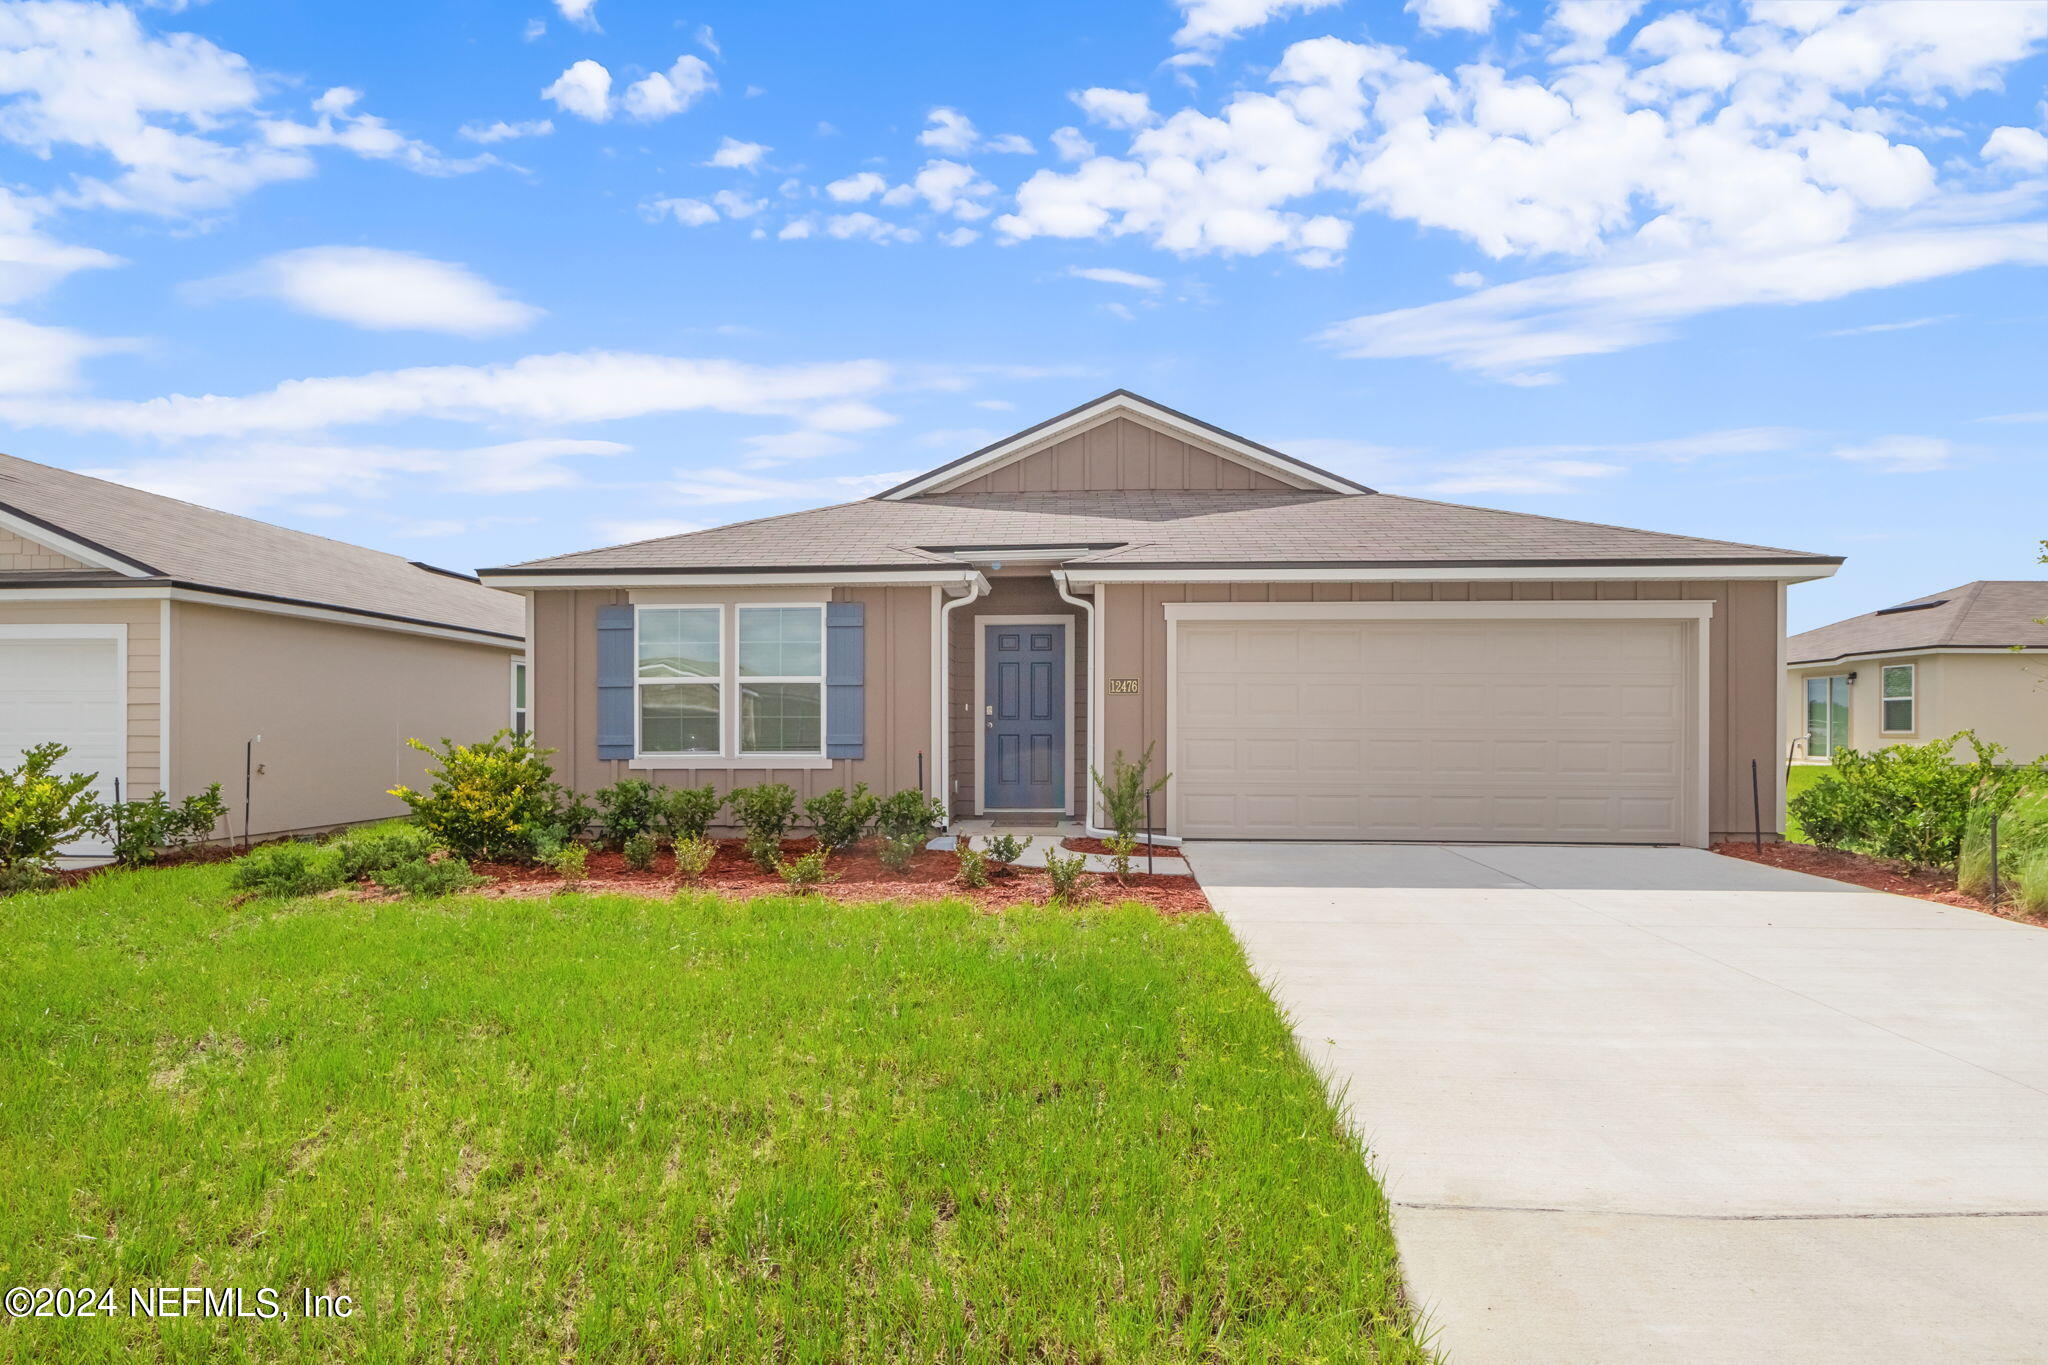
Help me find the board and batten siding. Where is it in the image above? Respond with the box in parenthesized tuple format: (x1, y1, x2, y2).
(1096, 578, 1785, 843)
(936, 415, 1302, 495)
(945, 571, 1089, 817)
(531, 584, 938, 806)
(0, 596, 161, 794)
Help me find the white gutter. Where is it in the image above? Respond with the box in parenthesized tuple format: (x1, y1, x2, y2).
(936, 571, 991, 827)
(1062, 562, 1840, 585)
(1051, 569, 1182, 846)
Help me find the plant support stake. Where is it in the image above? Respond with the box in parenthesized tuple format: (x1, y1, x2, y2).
(1751, 758, 1763, 851)
(1990, 812, 2000, 908)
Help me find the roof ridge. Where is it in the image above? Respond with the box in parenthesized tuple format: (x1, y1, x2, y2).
(1371, 491, 1834, 560)
(1940, 579, 1992, 647)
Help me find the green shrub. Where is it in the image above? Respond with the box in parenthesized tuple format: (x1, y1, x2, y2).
(0, 743, 102, 880)
(376, 856, 484, 898)
(954, 839, 990, 889)
(1043, 848, 1089, 905)
(230, 841, 346, 898)
(875, 788, 946, 847)
(1785, 733, 2026, 870)
(804, 783, 878, 853)
(330, 824, 440, 880)
(728, 783, 798, 869)
(876, 835, 922, 872)
(775, 849, 836, 895)
(2018, 848, 2048, 917)
(89, 784, 228, 868)
(549, 843, 589, 886)
(672, 835, 717, 885)
(659, 784, 723, 842)
(1090, 745, 1169, 842)
(595, 779, 665, 848)
(984, 833, 1032, 867)
(389, 732, 561, 862)
(1103, 833, 1138, 883)
(0, 866, 56, 897)
(622, 830, 659, 872)
(1960, 788, 2048, 900)
(1786, 775, 1874, 852)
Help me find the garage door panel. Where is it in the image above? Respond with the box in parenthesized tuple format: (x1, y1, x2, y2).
(0, 636, 123, 857)
(1176, 619, 1690, 844)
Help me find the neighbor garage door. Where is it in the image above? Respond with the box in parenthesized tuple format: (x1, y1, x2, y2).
(0, 633, 125, 856)
(1173, 615, 1693, 843)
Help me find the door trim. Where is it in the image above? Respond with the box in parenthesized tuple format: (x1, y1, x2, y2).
(1162, 601, 1713, 848)
(973, 614, 1074, 814)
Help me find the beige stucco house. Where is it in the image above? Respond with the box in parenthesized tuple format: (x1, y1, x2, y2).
(1787, 581, 2048, 764)
(480, 391, 1841, 847)
(0, 453, 526, 853)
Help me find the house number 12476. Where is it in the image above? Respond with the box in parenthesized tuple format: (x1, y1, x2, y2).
(1108, 678, 1140, 694)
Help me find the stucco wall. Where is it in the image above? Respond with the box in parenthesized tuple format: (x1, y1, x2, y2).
(170, 602, 517, 838)
(1095, 578, 1785, 843)
(944, 571, 1089, 816)
(1790, 652, 2048, 762)
(530, 584, 938, 809)
(940, 415, 1301, 495)
(0, 596, 162, 793)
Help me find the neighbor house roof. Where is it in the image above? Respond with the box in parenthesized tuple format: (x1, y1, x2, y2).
(486, 489, 1840, 577)
(1788, 581, 2048, 664)
(0, 453, 524, 641)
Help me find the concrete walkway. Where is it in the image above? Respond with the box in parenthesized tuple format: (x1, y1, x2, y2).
(1186, 841, 2048, 1364)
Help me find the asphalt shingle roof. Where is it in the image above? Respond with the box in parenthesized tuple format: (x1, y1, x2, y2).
(1788, 581, 2048, 663)
(492, 490, 1839, 574)
(0, 453, 524, 639)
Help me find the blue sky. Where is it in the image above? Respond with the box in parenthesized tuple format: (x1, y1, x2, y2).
(1, 0, 2043, 630)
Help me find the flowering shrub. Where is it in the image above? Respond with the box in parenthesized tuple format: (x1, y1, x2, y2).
(0, 743, 102, 884)
(389, 732, 562, 862)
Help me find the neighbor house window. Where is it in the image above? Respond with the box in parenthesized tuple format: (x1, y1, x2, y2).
(737, 605, 824, 755)
(510, 659, 528, 737)
(636, 606, 721, 754)
(1805, 675, 1851, 758)
(1881, 663, 1916, 734)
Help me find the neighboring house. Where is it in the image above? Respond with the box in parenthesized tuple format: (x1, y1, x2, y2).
(1787, 581, 2048, 763)
(0, 453, 527, 853)
(479, 391, 1841, 847)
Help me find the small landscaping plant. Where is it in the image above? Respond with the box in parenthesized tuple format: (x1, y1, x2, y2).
(728, 782, 799, 871)
(89, 784, 228, 869)
(331, 823, 440, 880)
(1103, 833, 1139, 883)
(0, 743, 102, 888)
(658, 783, 722, 842)
(1787, 732, 2030, 870)
(595, 779, 666, 849)
(803, 783, 878, 854)
(984, 832, 1032, 869)
(389, 732, 561, 862)
(621, 830, 659, 872)
(1091, 744, 1169, 842)
(874, 788, 946, 871)
(1043, 847, 1089, 905)
(2018, 848, 2048, 917)
(230, 841, 346, 898)
(1960, 787, 2048, 905)
(376, 856, 484, 898)
(954, 838, 991, 889)
(672, 835, 716, 885)
(549, 842, 589, 887)
(774, 848, 836, 895)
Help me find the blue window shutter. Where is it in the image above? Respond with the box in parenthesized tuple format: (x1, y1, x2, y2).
(596, 605, 634, 760)
(825, 600, 865, 760)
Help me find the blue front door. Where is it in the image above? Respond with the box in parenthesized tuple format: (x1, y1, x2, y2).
(984, 623, 1065, 810)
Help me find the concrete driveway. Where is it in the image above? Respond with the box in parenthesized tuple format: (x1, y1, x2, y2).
(1186, 842, 2048, 1364)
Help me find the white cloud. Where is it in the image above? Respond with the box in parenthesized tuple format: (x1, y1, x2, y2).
(900, 160, 993, 219)
(0, 314, 124, 393)
(711, 189, 765, 218)
(1450, 270, 1485, 288)
(1288, 425, 1814, 497)
(0, 352, 895, 439)
(1316, 225, 2048, 384)
(259, 88, 494, 181)
(623, 55, 717, 121)
(1171, 0, 1341, 49)
(1070, 88, 1154, 130)
(670, 467, 913, 505)
(522, 17, 545, 41)
(1822, 315, 1950, 337)
(695, 24, 719, 56)
(1984, 125, 2048, 173)
(1050, 126, 1094, 162)
(706, 136, 768, 169)
(0, 190, 120, 304)
(553, 0, 598, 31)
(1406, 0, 1498, 35)
(594, 518, 704, 544)
(940, 226, 979, 246)
(645, 196, 719, 226)
(542, 59, 613, 121)
(983, 133, 1035, 155)
(1068, 266, 1164, 290)
(777, 218, 814, 240)
(825, 171, 887, 202)
(826, 212, 919, 244)
(193, 246, 541, 336)
(459, 118, 553, 143)
(1830, 435, 1953, 472)
(1976, 410, 2048, 424)
(918, 107, 978, 153)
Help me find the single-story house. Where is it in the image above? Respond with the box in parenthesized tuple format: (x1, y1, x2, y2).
(1788, 581, 2048, 762)
(479, 391, 1842, 847)
(0, 452, 527, 853)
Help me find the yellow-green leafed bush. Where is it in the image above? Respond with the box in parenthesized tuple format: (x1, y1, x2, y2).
(389, 731, 563, 862)
(0, 743, 101, 885)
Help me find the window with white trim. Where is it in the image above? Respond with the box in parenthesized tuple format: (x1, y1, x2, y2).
(737, 605, 824, 755)
(636, 606, 721, 754)
(510, 659, 528, 737)
(1880, 663, 1915, 734)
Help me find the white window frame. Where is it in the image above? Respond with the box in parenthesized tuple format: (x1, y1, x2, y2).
(1879, 662, 1916, 735)
(633, 604, 724, 758)
(510, 658, 529, 737)
(735, 602, 828, 760)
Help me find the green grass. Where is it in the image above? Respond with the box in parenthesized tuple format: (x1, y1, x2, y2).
(1785, 764, 1828, 843)
(0, 865, 1427, 1363)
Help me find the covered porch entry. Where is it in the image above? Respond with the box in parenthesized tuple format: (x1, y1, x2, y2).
(945, 569, 1090, 819)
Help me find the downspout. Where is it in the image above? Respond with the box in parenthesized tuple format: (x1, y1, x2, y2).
(1053, 568, 1182, 846)
(937, 571, 990, 829)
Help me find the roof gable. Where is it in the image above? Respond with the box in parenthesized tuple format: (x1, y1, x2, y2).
(878, 391, 1370, 500)
(1788, 581, 2048, 662)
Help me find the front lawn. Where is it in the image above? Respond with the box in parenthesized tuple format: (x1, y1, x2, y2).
(0, 866, 1427, 1363)
(1785, 763, 1827, 843)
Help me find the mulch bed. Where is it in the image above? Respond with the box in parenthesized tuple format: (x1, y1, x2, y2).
(470, 837, 1210, 915)
(1711, 840, 2040, 925)
(1059, 836, 1183, 858)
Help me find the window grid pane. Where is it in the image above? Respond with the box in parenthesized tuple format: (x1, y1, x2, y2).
(740, 681, 822, 753)
(1882, 666, 1913, 699)
(738, 607, 822, 679)
(641, 682, 720, 753)
(1883, 698, 1914, 732)
(639, 608, 719, 679)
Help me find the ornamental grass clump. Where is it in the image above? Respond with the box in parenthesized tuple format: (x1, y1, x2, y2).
(389, 732, 562, 863)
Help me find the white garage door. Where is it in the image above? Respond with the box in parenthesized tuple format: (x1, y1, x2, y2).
(0, 634, 125, 856)
(1174, 617, 1693, 844)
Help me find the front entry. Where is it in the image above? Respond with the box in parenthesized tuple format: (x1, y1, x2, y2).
(982, 620, 1066, 811)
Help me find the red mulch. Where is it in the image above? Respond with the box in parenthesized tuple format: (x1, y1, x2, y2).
(469, 837, 1210, 915)
(1059, 836, 1183, 858)
(1711, 841, 2041, 925)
